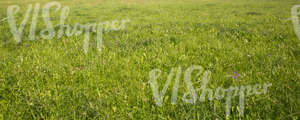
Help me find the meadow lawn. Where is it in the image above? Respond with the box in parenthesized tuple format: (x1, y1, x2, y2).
(0, 0, 299, 119)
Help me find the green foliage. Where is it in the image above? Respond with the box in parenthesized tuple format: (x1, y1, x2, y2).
(0, 0, 299, 119)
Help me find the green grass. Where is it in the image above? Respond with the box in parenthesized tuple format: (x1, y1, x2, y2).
(0, 0, 300, 119)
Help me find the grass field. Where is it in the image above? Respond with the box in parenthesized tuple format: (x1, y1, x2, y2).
(0, 0, 299, 119)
